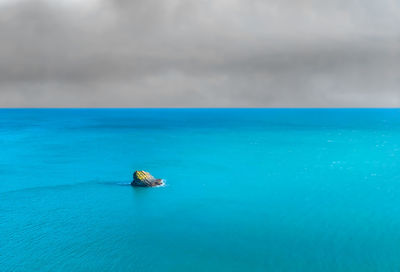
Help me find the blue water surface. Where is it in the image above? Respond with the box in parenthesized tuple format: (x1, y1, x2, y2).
(1, 109, 400, 271)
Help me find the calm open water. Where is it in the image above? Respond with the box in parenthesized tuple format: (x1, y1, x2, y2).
(1, 109, 400, 271)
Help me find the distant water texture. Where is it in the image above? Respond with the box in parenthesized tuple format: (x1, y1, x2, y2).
(1, 109, 400, 271)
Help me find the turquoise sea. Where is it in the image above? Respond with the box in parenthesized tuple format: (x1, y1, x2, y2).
(2, 109, 400, 271)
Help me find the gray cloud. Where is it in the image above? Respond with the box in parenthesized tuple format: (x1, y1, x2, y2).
(0, 0, 399, 107)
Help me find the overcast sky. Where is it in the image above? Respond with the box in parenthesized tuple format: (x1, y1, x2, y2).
(0, 0, 399, 107)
